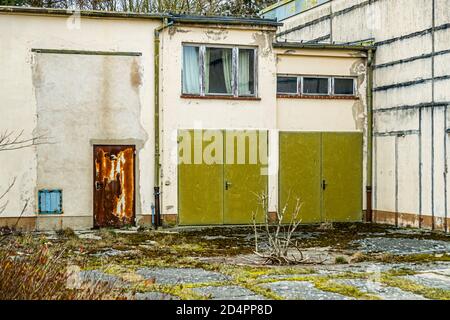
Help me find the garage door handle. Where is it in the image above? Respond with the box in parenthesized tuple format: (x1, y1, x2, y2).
(225, 181, 232, 190)
(322, 180, 327, 191)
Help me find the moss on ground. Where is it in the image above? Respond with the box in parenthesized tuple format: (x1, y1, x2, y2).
(2, 223, 450, 300)
(381, 276, 450, 300)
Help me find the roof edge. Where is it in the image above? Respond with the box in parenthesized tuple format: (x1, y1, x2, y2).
(169, 14, 281, 27)
(0, 6, 282, 27)
(273, 42, 376, 51)
(0, 5, 168, 19)
(260, 0, 293, 14)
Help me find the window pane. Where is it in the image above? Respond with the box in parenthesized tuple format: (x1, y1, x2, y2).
(182, 46, 200, 94)
(334, 78, 355, 95)
(238, 49, 255, 96)
(205, 47, 232, 95)
(277, 76, 298, 94)
(303, 77, 329, 94)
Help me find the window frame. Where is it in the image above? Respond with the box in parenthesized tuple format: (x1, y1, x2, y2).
(276, 75, 357, 98)
(38, 189, 63, 214)
(332, 77, 357, 96)
(301, 75, 331, 96)
(276, 74, 300, 95)
(182, 43, 258, 98)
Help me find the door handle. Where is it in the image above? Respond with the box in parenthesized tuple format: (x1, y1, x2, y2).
(225, 181, 232, 190)
(95, 181, 104, 190)
(322, 179, 327, 191)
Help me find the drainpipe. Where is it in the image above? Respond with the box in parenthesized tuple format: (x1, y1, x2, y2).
(366, 48, 374, 223)
(153, 18, 173, 228)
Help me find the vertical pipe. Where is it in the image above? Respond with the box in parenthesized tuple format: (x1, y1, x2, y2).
(153, 18, 171, 228)
(395, 135, 399, 227)
(445, 106, 448, 233)
(329, 0, 333, 43)
(366, 48, 374, 223)
(431, 0, 436, 231)
(419, 107, 423, 228)
(154, 27, 161, 228)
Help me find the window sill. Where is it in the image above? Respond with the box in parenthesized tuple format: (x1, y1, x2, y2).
(181, 94, 261, 101)
(277, 94, 359, 100)
(38, 212, 63, 215)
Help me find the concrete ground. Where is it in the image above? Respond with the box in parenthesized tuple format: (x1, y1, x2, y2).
(2, 223, 450, 300)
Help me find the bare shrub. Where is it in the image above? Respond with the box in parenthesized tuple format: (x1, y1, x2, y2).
(252, 193, 312, 265)
(0, 236, 123, 300)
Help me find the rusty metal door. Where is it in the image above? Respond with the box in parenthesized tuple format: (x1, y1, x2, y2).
(94, 145, 135, 228)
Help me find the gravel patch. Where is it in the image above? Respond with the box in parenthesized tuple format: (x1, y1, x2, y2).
(353, 237, 450, 255)
(76, 232, 102, 240)
(260, 281, 354, 300)
(91, 249, 136, 257)
(135, 292, 179, 300)
(334, 278, 427, 300)
(193, 285, 265, 300)
(79, 270, 126, 287)
(403, 273, 450, 291)
(136, 267, 230, 285)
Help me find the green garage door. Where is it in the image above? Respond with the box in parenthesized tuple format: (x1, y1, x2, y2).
(178, 130, 223, 225)
(279, 132, 321, 223)
(224, 131, 267, 224)
(178, 130, 267, 225)
(279, 132, 362, 223)
(322, 132, 363, 222)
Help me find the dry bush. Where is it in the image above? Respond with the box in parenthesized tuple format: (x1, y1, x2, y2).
(0, 236, 123, 300)
(252, 194, 315, 265)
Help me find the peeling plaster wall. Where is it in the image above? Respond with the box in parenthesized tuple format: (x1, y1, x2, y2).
(33, 54, 148, 230)
(276, 0, 450, 230)
(0, 13, 158, 229)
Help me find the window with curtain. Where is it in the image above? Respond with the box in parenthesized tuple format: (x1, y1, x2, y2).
(182, 46, 200, 95)
(238, 49, 255, 96)
(205, 47, 232, 95)
(182, 44, 257, 97)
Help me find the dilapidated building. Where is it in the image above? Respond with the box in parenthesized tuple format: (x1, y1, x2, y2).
(262, 0, 450, 231)
(0, 1, 447, 232)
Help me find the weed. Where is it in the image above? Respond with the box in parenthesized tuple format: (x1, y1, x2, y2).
(335, 256, 349, 264)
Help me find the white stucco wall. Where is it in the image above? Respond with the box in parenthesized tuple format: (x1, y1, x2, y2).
(0, 12, 159, 229)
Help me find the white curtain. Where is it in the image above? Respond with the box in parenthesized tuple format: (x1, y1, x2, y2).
(222, 49, 232, 94)
(238, 50, 251, 95)
(183, 46, 200, 94)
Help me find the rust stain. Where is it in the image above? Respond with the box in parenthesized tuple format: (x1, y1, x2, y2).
(372, 210, 450, 231)
(94, 146, 135, 227)
(130, 58, 142, 88)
